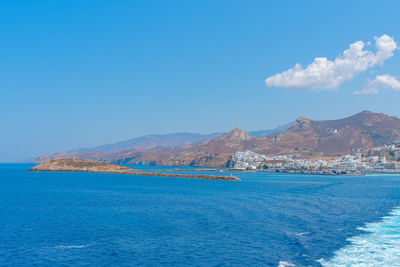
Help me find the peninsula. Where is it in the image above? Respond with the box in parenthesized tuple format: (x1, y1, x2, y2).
(29, 159, 240, 181)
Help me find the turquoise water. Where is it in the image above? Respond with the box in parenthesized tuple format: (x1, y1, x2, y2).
(1, 164, 400, 266)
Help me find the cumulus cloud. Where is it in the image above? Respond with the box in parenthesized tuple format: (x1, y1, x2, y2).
(265, 35, 397, 91)
(354, 74, 400, 95)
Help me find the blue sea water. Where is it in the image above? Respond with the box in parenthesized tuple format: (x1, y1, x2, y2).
(1, 164, 400, 266)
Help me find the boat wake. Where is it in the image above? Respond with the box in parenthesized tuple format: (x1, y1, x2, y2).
(277, 260, 295, 267)
(319, 207, 400, 266)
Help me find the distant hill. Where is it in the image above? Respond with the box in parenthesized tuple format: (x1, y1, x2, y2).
(145, 127, 267, 167)
(33, 111, 400, 167)
(69, 123, 291, 153)
(70, 132, 223, 153)
(96, 127, 266, 167)
(33, 125, 287, 164)
(248, 121, 293, 137)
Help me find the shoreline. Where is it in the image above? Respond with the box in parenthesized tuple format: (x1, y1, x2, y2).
(29, 169, 240, 181)
(228, 169, 400, 176)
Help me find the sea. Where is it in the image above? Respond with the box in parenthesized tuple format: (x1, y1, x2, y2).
(1, 163, 400, 266)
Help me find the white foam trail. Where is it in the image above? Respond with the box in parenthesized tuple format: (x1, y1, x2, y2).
(320, 207, 400, 266)
(295, 232, 310, 236)
(277, 261, 295, 267)
(55, 244, 90, 249)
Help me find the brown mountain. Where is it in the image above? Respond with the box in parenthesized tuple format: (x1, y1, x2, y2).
(69, 132, 223, 153)
(253, 110, 400, 156)
(34, 111, 400, 167)
(156, 127, 265, 167)
(112, 127, 264, 167)
(61, 124, 290, 154)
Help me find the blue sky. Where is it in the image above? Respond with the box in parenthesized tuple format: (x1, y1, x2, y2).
(1, 0, 400, 162)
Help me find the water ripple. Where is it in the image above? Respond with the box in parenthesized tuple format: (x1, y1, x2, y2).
(320, 207, 400, 266)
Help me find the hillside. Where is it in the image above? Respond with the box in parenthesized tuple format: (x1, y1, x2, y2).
(249, 121, 293, 137)
(147, 127, 266, 167)
(33, 111, 400, 167)
(101, 127, 265, 167)
(33, 124, 290, 163)
(61, 123, 290, 155)
(70, 132, 223, 153)
(253, 111, 400, 156)
(115, 111, 400, 166)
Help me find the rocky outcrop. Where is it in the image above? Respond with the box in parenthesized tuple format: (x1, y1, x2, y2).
(29, 159, 240, 181)
(222, 127, 251, 140)
(29, 159, 132, 172)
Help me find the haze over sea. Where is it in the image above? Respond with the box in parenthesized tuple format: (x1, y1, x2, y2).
(1, 164, 400, 266)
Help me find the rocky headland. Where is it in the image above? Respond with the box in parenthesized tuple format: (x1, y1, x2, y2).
(29, 159, 240, 181)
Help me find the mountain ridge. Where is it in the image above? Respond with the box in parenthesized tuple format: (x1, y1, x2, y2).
(32, 111, 400, 167)
(63, 123, 292, 153)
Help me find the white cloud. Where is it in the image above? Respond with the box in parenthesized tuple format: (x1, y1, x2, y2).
(265, 34, 397, 91)
(354, 74, 400, 95)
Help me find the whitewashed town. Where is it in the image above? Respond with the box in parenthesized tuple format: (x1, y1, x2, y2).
(232, 142, 400, 175)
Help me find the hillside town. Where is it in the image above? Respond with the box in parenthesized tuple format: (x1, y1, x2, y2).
(232, 142, 400, 175)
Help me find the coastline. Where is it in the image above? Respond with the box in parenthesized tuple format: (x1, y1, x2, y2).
(30, 169, 240, 181)
(228, 168, 400, 176)
(28, 159, 240, 181)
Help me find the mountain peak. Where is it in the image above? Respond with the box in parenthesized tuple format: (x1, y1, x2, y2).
(292, 116, 311, 129)
(351, 110, 376, 118)
(296, 116, 310, 122)
(349, 110, 392, 122)
(223, 127, 250, 140)
(360, 110, 374, 114)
